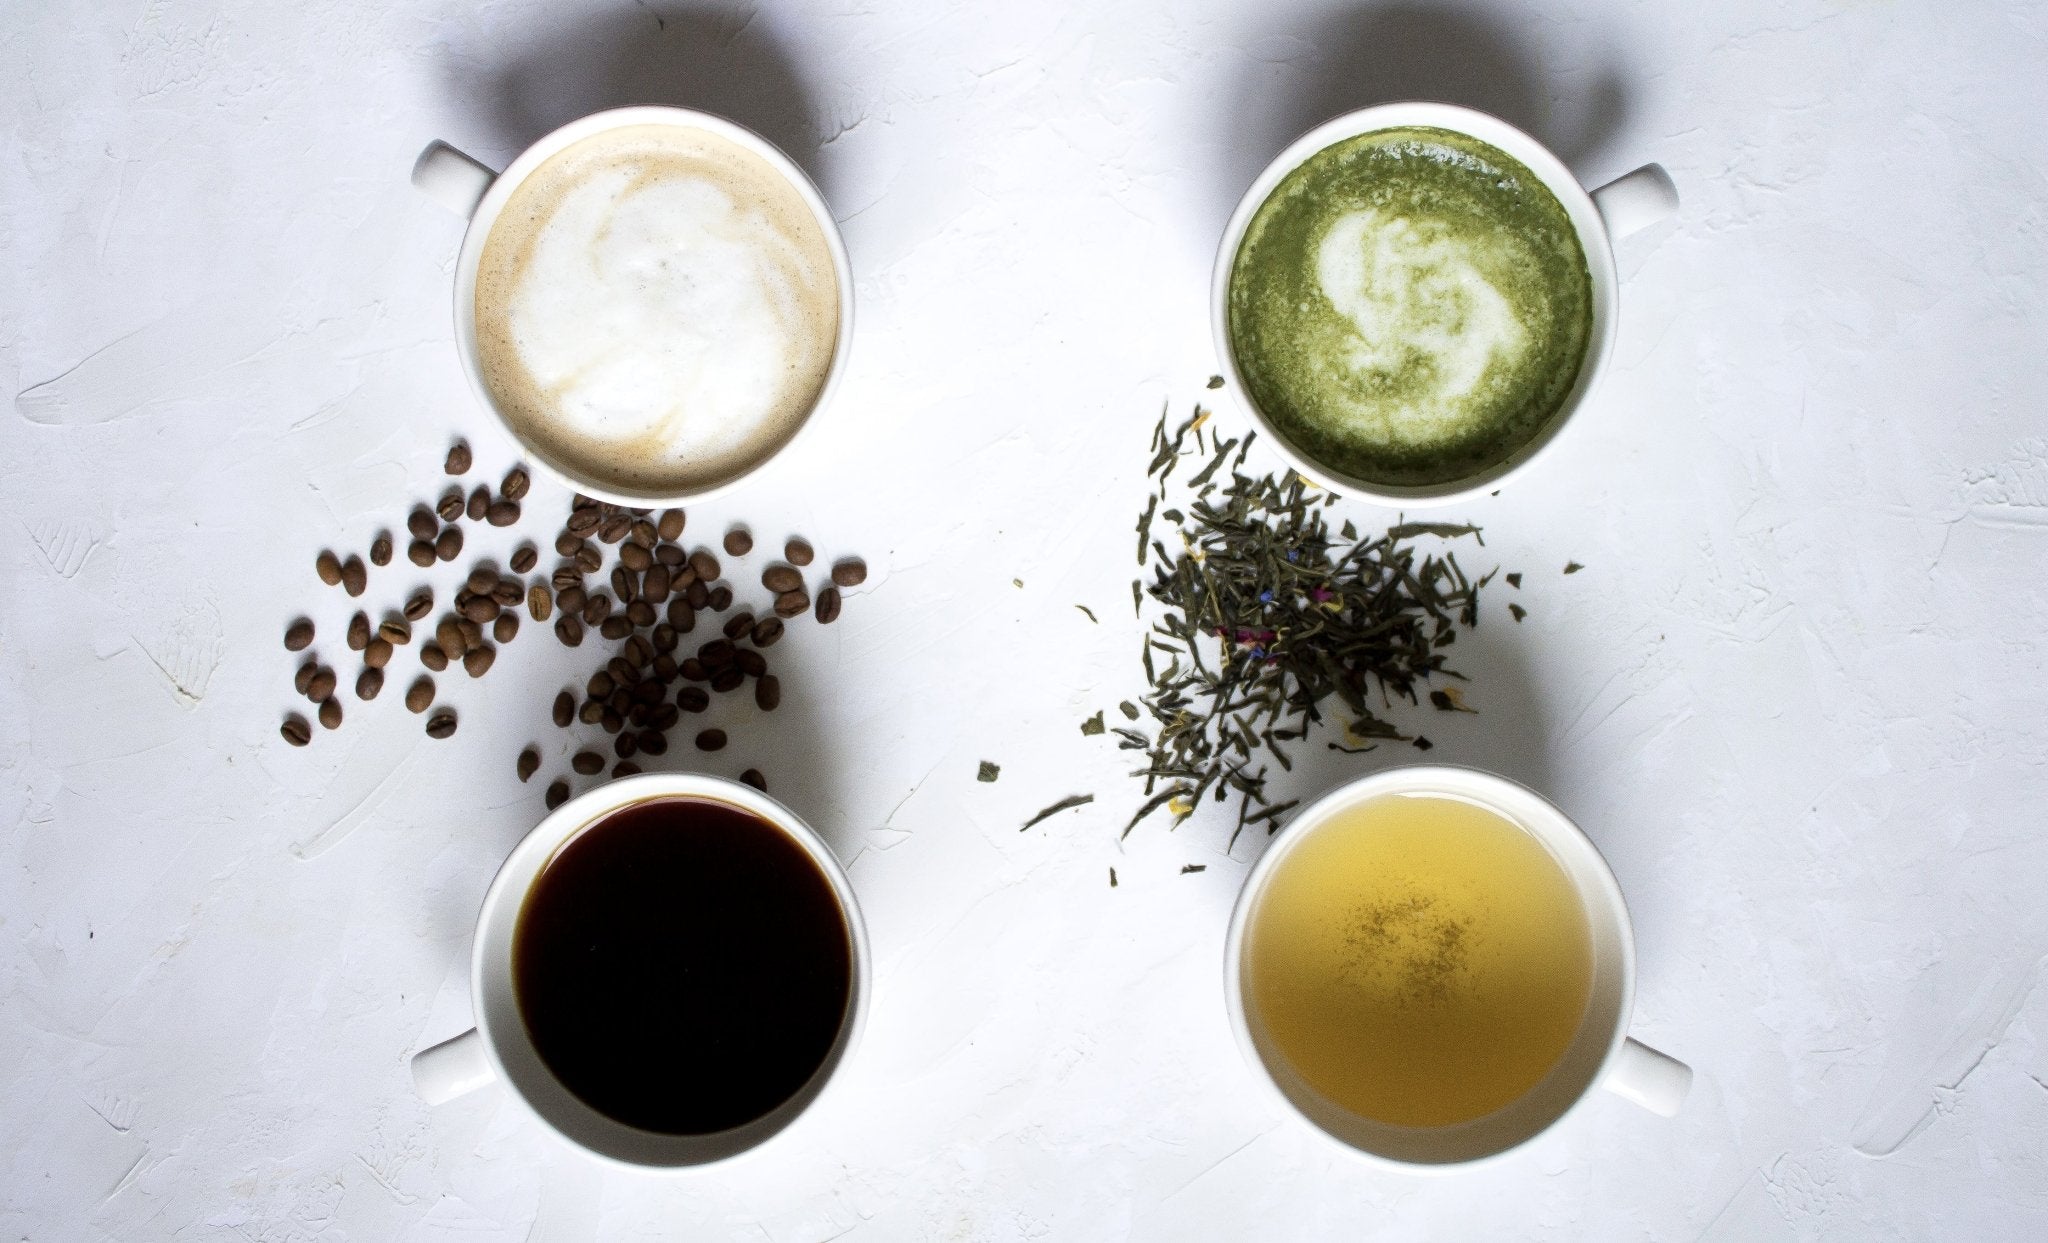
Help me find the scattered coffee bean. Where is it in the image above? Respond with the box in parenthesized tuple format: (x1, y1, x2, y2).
(614, 732, 638, 760)
(685, 580, 710, 609)
(619, 542, 652, 572)
(668, 599, 697, 631)
(629, 520, 658, 548)
(832, 558, 868, 587)
(420, 643, 448, 672)
(379, 618, 412, 646)
(762, 565, 802, 593)
(408, 506, 438, 541)
(445, 441, 471, 474)
(589, 671, 616, 699)
(492, 580, 522, 607)
(510, 542, 538, 574)
(736, 648, 766, 677)
(625, 601, 655, 628)
(436, 527, 463, 561)
(579, 699, 605, 725)
(408, 539, 435, 567)
(295, 659, 318, 695)
(465, 566, 496, 595)
(655, 542, 686, 567)
(369, 533, 392, 566)
(638, 730, 668, 756)
(341, 555, 367, 597)
(552, 564, 582, 591)
(527, 585, 552, 621)
(487, 499, 520, 527)
(626, 635, 652, 665)
(612, 762, 642, 778)
(651, 623, 679, 653)
(316, 549, 343, 586)
(405, 588, 434, 621)
(599, 514, 630, 544)
(553, 690, 574, 727)
(320, 698, 343, 730)
(357, 667, 383, 700)
(555, 615, 585, 646)
(545, 780, 569, 809)
(723, 612, 755, 641)
(462, 595, 500, 624)
(688, 550, 721, 583)
(707, 585, 733, 612)
(756, 674, 781, 712)
(494, 612, 519, 643)
(651, 703, 679, 731)
(459, 618, 484, 648)
(572, 751, 604, 775)
(426, 709, 457, 739)
(501, 467, 530, 501)
(740, 768, 767, 791)
(467, 485, 490, 521)
(517, 747, 540, 783)
(285, 618, 315, 651)
(307, 666, 338, 702)
(555, 532, 586, 557)
(678, 686, 710, 712)
(773, 589, 810, 618)
(784, 538, 814, 567)
(464, 645, 496, 677)
(583, 594, 612, 625)
(815, 586, 842, 624)
(601, 616, 633, 640)
(680, 657, 708, 681)
(346, 612, 370, 651)
(437, 486, 465, 522)
(699, 639, 735, 666)
(751, 617, 784, 647)
(611, 566, 638, 602)
(658, 508, 686, 541)
(558, 585, 587, 615)
(436, 617, 467, 658)
(695, 729, 728, 752)
(567, 507, 600, 537)
(723, 529, 753, 557)
(642, 564, 671, 604)
(282, 714, 311, 747)
(711, 668, 744, 693)
(364, 637, 393, 669)
(575, 545, 603, 574)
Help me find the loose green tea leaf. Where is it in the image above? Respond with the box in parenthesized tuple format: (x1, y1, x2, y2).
(1509, 602, 1527, 622)
(1181, 863, 1207, 874)
(1118, 701, 1140, 720)
(1564, 561, 1583, 574)
(977, 761, 1001, 783)
(1109, 867, 1119, 887)
(1080, 711, 1105, 737)
(1207, 375, 1225, 389)
(1075, 604, 1098, 623)
(1506, 572, 1522, 588)
(1020, 793, 1094, 832)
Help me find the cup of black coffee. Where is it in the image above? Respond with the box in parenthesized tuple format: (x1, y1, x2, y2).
(412, 774, 868, 1168)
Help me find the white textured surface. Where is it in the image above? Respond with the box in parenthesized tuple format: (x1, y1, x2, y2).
(3, 1, 2045, 1238)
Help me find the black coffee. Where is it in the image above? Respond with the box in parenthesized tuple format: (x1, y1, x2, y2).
(513, 795, 852, 1134)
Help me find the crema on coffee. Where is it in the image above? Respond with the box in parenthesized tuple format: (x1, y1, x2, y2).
(474, 124, 839, 495)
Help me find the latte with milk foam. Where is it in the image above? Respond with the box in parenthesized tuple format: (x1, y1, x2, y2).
(474, 124, 839, 495)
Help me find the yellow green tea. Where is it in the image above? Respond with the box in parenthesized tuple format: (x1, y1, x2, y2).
(1245, 793, 1593, 1127)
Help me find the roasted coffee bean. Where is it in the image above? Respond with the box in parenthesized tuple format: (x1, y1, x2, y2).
(378, 620, 411, 648)
(751, 617, 784, 647)
(609, 658, 637, 685)
(405, 676, 435, 713)
(815, 586, 842, 624)
(555, 532, 586, 558)
(657, 508, 686, 541)
(558, 585, 587, 615)
(572, 751, 604, 775)
(567, 506, 600, 537)
(437, 486, 465, 522)
(308, 666, 338, 702)
(622, 601, 651, 627)
(598, 514, 630, 544)
(611, 566, 638, 602)
(625, 635, 652, 666)
(408, 539, 435, 567)
(651, 623, 679, 653)
(462, 595, 500, 624)
(655, 542, 686, 567)
(619, 542, 652, 572)
(740, 768, 767, 791)
(762, 565, 802, 593)
(527, 585, 552, 621)
(667, 599, 696, 631)
(436, 526, 463, 562)
(346, 612, 370, 651)
(408, 506, 438, 541)
(369, 533, 392, 566)
(555, 615, 584, 647)
(517, 747, 541, 783)
(467, 485, 489, 521)
(579, 699, 605, 725)
(699, 639, 735, 667)
(638, 730, 668, 756)
(420, 642, 448, 672)
(341, 555, 367, 597)
(426, 709, 457, 739)
(774, 589, 810, 618)
(575, 545, 603, 575)
(445, 441, 471, 474)
(460, 618, 485, 648)
(552, 565, 582, 593)
(493, 612, 519, 643)
(492, 580, 522, 607)
(688, 550, 721, 583)
(588, 671, 616, 700)
(784, 538, 814, 567)
(501, 467, 530, 501)
(583, 593, 612, 625)
(294, 658, 318, 695)
(405, 587, 434, 621)
(510, 542, 538, 574)
(651, 703, 679, 731)
(722, 612, 755, 641)
(711, 668, 745, 693)
(316, 549, 343, 586)
(436, 617, 467, 659)
(463, 645, 496, 677)
(723, 528, 753, 557)
(685, 580, 710, 609)
(629, 520, 658, 549)
(736, 648, 766, 677)
(680, 658, 708, 682)
(600, 617, 632, 640)
(364, 637, 393, 669)
(487, 500, 520, 527)
(356, 667, 383, 700)
(612, 762, 642, 778)
(756, 674, 781, 712)
(640, 564, 671, 604)
(677, 686, 710, 712)
(707, 586, 733, 612)
(613, 732, 638, 760)
(545, 780, 569, 810)
(602, 709, 624, 734)
(320, 698, 344, 730)
(281, 714, 311, 746)
(633, 681, 664, 707)
(285, 618, 315, 651)
(832, 558, 868, 587)
(695, 729, 727, 752)
(553, 690, 575, 728)
(466, 566, 498, 595)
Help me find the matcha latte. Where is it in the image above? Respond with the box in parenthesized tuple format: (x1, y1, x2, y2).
(1227, 127, 1593, 488)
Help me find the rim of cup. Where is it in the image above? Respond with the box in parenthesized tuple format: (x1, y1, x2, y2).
(1208, 102, 1621, 508)
(452, 105, 856, 509)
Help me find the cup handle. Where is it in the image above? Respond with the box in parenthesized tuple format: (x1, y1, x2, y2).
(1589, 164, 1679, 241)
(412, 1027, 496, 1105)
(412, 141, 498, 219)
(1600, 1036, 1692, 1116)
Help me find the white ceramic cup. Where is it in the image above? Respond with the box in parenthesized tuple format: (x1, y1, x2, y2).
(1223, 764, 1691, 1168)
(411, 106, 855, 507)
(1210, 102, 1678, 507)
(409, 773, 870, 1170)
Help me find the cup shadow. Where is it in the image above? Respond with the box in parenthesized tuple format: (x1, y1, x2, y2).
(1207, 1, 1633, 241)
(439, 2, 837, 200)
